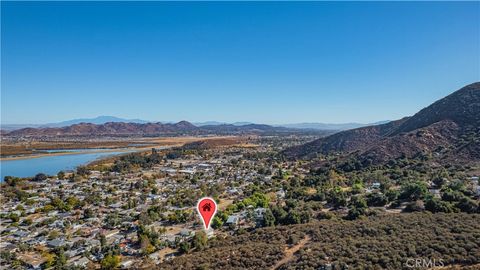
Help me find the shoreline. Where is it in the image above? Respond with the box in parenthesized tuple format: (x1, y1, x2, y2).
(0, 148, 143, 161)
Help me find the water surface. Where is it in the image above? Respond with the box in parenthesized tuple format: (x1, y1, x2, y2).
(0, 150, 130, 180)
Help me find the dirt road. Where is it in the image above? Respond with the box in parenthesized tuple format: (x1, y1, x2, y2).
(271, 235, 311, 270)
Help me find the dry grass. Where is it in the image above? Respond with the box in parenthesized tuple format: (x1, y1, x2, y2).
(0, 136, 241, 159)
(218, 199, 234, 211)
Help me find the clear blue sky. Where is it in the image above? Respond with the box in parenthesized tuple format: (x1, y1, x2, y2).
(1, 1, 479, 125)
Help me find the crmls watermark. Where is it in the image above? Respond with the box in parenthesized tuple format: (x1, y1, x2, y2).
(405, 258, 445, 268)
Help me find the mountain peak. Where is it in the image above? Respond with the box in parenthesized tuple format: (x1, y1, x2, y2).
(174, 121, 197, 129)
(285, 82, 480, 165)
(41, 116, 150, 127)
(390, 82, 480, 135)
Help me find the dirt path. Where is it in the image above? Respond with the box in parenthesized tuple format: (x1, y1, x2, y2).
(271, 235, 311, 270)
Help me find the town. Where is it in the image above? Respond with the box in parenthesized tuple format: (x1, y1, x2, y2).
(0, 136, 301, 269)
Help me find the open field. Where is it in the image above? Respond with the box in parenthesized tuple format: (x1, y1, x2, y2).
(0, 140, 139, 157)
(0, 136, 249, 160)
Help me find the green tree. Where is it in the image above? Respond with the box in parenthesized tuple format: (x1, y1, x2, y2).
(101, 255, 120, 270)
(404, 200, 425, 212)
(8, 213, 20, 223)
(42, 252, 55, 268)
(54, 247, 67, 269)
(193, 231, 208, 251)
(331, 190, 347, 208)
(84, 208, 95, 219)
(211, 216, 224, 229)
(179, 241, 191, 254)
(77, 166, 90, 176)
(350, 196, 367, 209)
(262, 208, 276, 227)
(286, 210, 301, 224)
(140, 234, 155, 255)
(346, 207, 364, 220)
(425, 198, 455, 213)
(33, 173, 47, 182)
(366, 193, 388, 207)
(400, 181, 427, 201)
(271, 205, 287, 225)
(4, 176, 21, 187)
(100, 234, 107, 248)
(456, 197, 479, 213)
(57, 171, 66, 180)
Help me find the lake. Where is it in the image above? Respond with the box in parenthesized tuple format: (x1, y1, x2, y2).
(0, 150, 131, 180)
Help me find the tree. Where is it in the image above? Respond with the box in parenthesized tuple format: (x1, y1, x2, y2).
(442, 190, 465, 202)
(211, 216, 224, 229)
(351, 183, 364, 194)
(385, 189, 399, 202)
(105, 212, 120, 228)
(287, 234, 300, 245)
(100, 235, 107, 248)
(22, 218, 33, 226)
(101, 255, 120, 270)
(262, 208, 276, 227)
(456, 197, 479, 213)
(331, 191, 347, 208)
(55, 247, 67, 269)
(350, 196, 367, 209)
(57, 171, 66, 180)
(8, 213, 19, 223)
(4, 176, 21, 187)
(286, 210, 301, 225)
(271, 205, 288, 225)
(77, 166, 90, 176)
(140, 234, 155, 255)
(432, 169, 449, 188)
(42, 252, 55, 268)
(193, 231, 208, 251)
(84, 208, 95, 219)
(404, 200, 425, 212)
(400, 181, 427, 201)
(425, 198, 455, 213)
(366, 193, 388, 207)
(432, 176, 447, 188)
(49, 230, 60, 240)
(346, 207, 364, 220)
(33, 173, 47, 182)
(66, 196, 80, 209)
(0, 250, 14, 264)
(179, 241, 191, 254)
(299, 209, 312, 224)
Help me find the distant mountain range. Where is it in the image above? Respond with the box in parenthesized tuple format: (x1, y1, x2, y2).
(2, 116, 389, 132)
(193, 121, 255, 126)
(0, 116, 149, 131)
(4, 121, 329, 137)
(5, 121, 196, 137)
(284, 82, 480, 165)
(42, 116, 150, 127)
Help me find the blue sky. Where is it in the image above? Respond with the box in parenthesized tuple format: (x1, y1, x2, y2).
(1, 2, 479, 125)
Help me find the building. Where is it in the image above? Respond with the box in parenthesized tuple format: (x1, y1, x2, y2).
(226, 215, 239, 226)
(17, 252, 47, 269)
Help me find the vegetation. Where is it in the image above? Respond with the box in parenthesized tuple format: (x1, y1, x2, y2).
(159, 213, 480, 269)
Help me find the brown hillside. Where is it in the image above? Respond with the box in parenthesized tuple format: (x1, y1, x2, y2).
(284, 82, 480, 165)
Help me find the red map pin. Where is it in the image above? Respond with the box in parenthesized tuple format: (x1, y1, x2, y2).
(196, 197, 217, 230)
